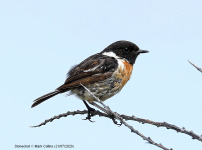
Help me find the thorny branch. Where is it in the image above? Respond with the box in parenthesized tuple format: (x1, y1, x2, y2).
(122, 115, 202, 142)
(30, 109, 202, 143)
(31, 111, 171, 150)
(30, 81, 202, 150)
(31, 84, 172, 150)
(80, 84, 172, 150)
(188, 60, 202, 73)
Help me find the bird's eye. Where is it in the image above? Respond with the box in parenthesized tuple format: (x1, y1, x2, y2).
(123, 47, 129, 53)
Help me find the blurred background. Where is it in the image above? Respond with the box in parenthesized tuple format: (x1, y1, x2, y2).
(1, 0, 202, 149)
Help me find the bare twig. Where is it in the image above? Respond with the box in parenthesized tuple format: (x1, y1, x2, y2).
(30, 109, 202, 142)
(30, 83, 202, 150)
(31, 111, 171, 150)
(188, 60, 202, 73)
(121, 114, 202, 142)
(80, 84, 172, 150)
(30, 110, 107, 128)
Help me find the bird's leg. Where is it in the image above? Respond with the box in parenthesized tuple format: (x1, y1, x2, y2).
(82, 100, 95, 122)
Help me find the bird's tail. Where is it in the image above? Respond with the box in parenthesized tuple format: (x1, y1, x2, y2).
(31, 90, 60, 108)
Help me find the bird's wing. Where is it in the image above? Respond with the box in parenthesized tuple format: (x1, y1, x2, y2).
(57, 54, 118, 91)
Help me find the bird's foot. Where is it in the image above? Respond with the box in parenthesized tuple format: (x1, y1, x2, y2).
(82, 107, 96, 122)
(110, 115, 122, 126)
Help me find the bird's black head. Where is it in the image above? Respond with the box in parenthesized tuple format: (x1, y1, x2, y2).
(101, 40, 149, 65)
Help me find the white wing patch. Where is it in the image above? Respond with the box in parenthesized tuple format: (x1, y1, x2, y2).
(102, 51, 125, 70)
(83, 65, 100, 72)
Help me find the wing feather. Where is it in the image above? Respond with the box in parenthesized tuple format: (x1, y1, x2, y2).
(56, 54, 118, 92)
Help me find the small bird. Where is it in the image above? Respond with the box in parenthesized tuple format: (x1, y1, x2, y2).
(31, 40, 148, 120)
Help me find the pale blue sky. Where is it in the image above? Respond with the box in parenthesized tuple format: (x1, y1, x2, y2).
(1, 0, 202, 150)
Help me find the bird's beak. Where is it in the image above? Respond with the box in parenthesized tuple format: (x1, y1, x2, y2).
(137, 49, 149, 54)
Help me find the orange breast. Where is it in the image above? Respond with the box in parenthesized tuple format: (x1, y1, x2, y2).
(113, 60, 133, 88)
(121, 60, 133, 86)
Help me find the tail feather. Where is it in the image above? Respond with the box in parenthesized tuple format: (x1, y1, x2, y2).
(31, 90, 60, 108)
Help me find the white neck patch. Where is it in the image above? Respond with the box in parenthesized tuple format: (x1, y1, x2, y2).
(102, 51, 125, 70)
(102, 51, 120, 59)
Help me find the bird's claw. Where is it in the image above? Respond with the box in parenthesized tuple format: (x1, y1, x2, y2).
(82, 116, 95, 122)
(82, 107, 96, 122)
(111, 116, 122, 126)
